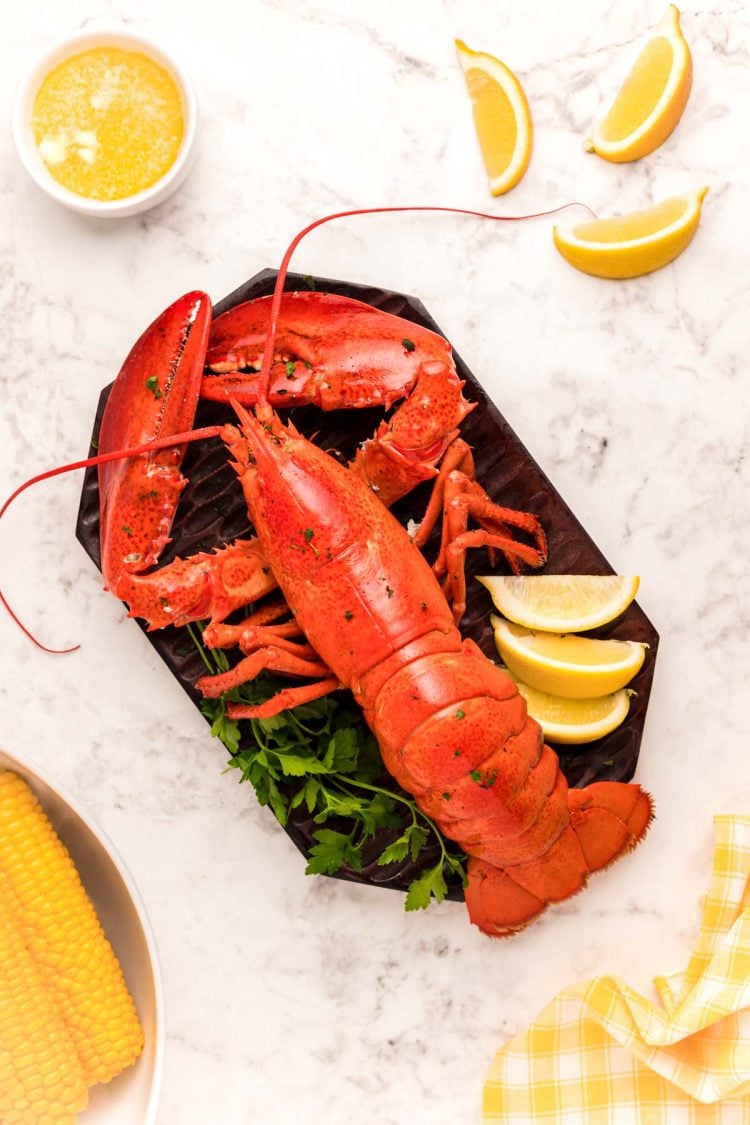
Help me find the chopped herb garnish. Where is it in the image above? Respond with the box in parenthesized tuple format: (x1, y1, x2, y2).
(453, 749, 462, 758)
(402, 338, 416, 352)
(285, 361, 296, 378)
(386, 585, 394, 599)
(421, 601, 427, 610)
(303, 528, 314, 542)
(469, 770, 482, 783)
(344, 610, 353, 621)
(145, 375, 162, 399)
(121, 525, 133, 536)
(455, 709, 465, 720)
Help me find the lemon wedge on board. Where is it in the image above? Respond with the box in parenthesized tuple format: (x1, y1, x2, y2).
(455, 38, 533, 196)
(478, 574, 639, 633)
(553, 187, 707, 279)
(492, 617, 646, 699)
(512, 678, 632, 744)
(585, 5, 693, 163)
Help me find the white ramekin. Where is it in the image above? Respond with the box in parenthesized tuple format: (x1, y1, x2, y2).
(12, 19, 198, 218)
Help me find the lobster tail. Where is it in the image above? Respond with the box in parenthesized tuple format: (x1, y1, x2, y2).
(464, 781, 653, 937)
(366, 632, 652, 937)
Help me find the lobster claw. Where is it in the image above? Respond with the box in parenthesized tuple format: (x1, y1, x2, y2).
(98, 291, 212, 590)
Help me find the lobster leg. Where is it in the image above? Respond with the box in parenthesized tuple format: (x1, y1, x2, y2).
(204, 622, 317, 660)
(411, 438, 475, 547)
(428, 471, 547, 621)
(226, 679, 342, 721)
(197, 630, 341, 715)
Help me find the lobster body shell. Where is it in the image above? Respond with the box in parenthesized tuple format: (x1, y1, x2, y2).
(231, 407, 651, 935)
(227, 409, 456, 691)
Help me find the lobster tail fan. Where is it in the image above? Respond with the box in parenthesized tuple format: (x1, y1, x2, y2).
(567, 781, 654, 872)
(464, 859, 547, 937)
(464, 781, 653, 937)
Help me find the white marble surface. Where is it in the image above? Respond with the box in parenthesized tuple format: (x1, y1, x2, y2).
(2, 1, 749, 1122)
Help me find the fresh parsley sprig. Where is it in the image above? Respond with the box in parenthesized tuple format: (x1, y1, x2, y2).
(188, 622, 467, 911)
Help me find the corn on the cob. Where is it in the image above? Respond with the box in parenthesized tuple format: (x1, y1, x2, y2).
(0, 867, 88, 1124)
(0, 771, 144, 1087)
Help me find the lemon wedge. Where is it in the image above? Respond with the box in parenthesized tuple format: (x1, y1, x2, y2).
(553, 187, 707, 279)
(492, 617, 646, 699)
(513, 678, 632, 744)
(585, 5, 692, 163)
(455, 38, 533, 196)
(479, 574, 639, 633)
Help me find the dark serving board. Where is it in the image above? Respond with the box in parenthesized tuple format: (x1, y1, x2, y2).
(76, 270, 658, 902)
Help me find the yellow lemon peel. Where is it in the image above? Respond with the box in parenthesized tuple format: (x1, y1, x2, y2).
(479, 574, 640, 633)
(585, 5, 693, 163)
(455, 38, 533, 196)
(511, 677, 633, 744)
(492, 617, 646, 699)
(553, 187, 708, 279)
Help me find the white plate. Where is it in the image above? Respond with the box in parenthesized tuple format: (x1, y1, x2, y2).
(0, 748, 164, 1125)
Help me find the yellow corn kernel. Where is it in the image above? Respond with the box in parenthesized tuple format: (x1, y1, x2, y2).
(0, 867, 88, 1123)
(0, 771, 144, 1087)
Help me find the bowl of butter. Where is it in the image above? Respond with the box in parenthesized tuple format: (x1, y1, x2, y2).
(12, 21, 198, 217)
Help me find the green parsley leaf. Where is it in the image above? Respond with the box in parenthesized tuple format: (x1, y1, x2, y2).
(377, 834, 410, 866)
(305, 829, 362, 875)
(405, 863, 448, 911)
(408, 824, 429, 861)
(276, 753, 332, 778)
(202, 698, 242, 755)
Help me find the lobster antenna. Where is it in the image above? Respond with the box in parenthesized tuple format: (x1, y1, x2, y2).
(0, 425, 222, 653)
(254, 201, 597, 420)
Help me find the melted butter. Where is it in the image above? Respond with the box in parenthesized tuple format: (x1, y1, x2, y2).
(32, 46, 184, 201)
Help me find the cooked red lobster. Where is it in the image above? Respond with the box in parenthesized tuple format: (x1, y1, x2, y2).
(5, 207, 653, 934)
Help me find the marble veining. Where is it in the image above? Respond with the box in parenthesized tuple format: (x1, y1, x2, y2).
(1, 1, 749, 1122)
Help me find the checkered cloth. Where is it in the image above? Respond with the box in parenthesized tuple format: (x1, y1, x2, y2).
(483, 816, 750, 1122)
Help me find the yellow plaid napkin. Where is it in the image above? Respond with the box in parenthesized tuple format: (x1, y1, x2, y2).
(484, 816, 750, 1122)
